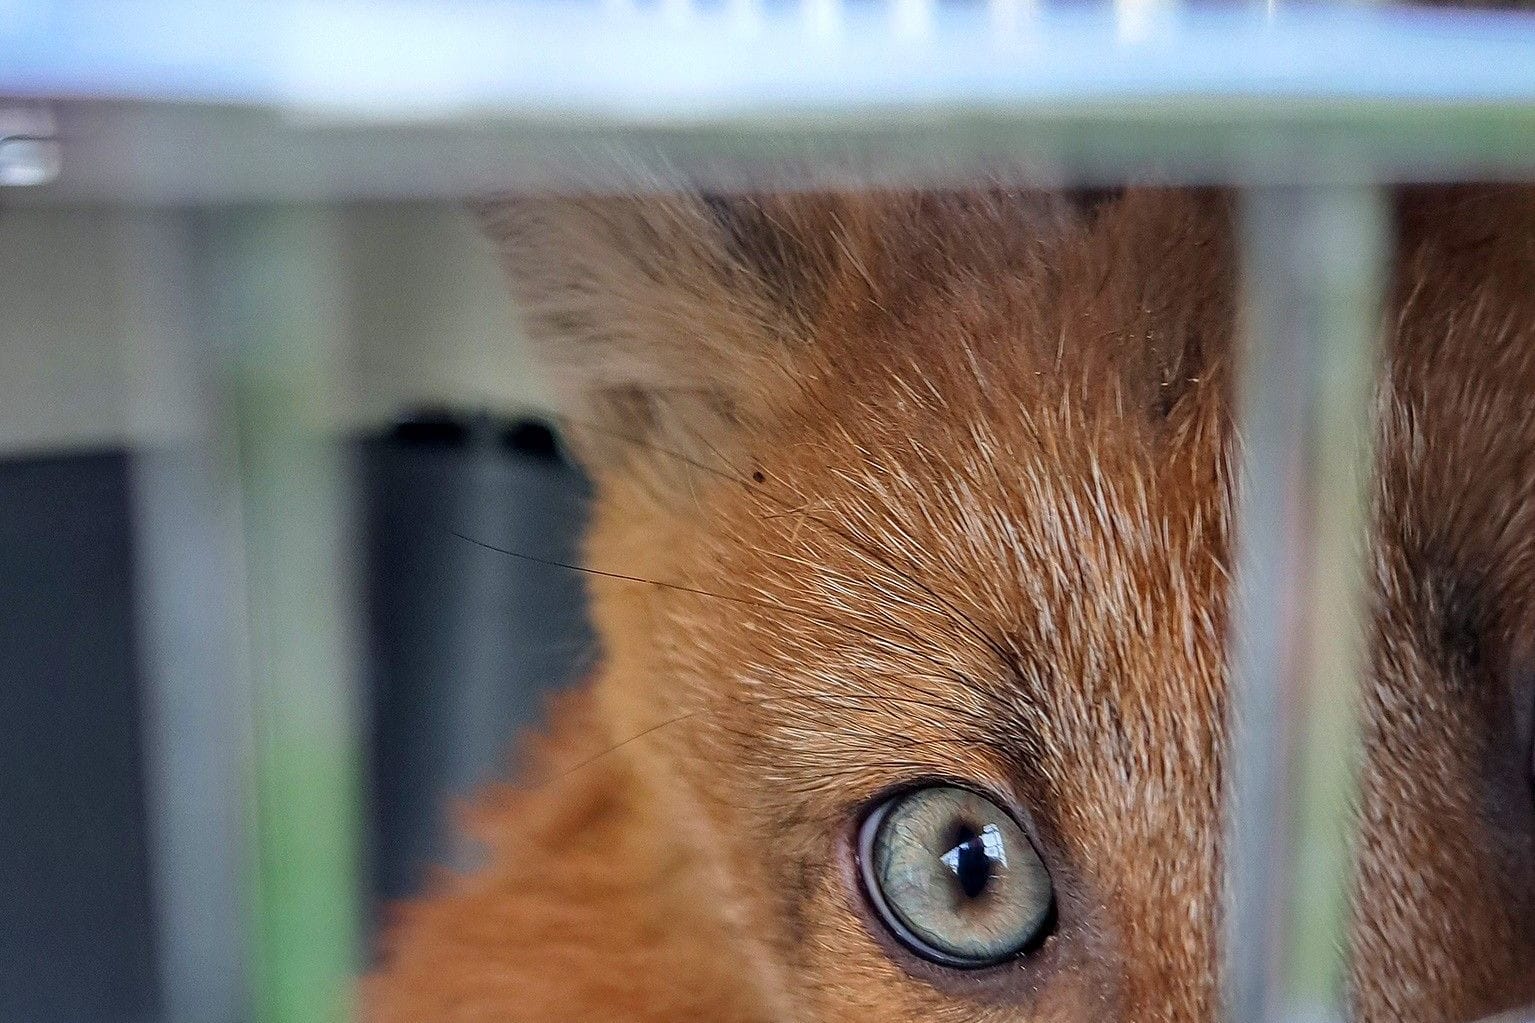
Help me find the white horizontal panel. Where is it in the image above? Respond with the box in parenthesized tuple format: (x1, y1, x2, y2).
(2, 3, 1534, 201)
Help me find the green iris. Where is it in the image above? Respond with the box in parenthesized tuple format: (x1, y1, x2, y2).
(859, 786, 1054, 967)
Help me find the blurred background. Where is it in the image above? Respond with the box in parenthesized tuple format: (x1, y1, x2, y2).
(0, 204, 593, 1021)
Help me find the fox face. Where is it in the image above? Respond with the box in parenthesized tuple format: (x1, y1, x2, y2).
(369, 186, 1535, 1022)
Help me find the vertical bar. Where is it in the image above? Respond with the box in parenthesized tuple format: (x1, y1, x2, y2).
(119, 212, 248, 1023)
(200, 207, 363, 1023)
(1224, 186, 1387, 1023)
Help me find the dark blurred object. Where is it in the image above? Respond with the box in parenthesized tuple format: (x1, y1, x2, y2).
(364, 411, 592, 903)
(0, 413, 592, 1021)
(0, 451, 159, 1022)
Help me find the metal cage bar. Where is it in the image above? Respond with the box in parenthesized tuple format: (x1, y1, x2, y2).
(201, 208, 364, 1023)
(1226, 187, 1387, 1022)
(120, 211, 251, 1023)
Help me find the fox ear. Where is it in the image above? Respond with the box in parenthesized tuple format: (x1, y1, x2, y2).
(473, 192, 841, 486)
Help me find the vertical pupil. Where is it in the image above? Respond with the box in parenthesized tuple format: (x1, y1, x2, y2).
(942, 822, 994, 899)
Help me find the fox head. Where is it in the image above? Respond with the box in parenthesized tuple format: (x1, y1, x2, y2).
(372, 186, 1535, 1023)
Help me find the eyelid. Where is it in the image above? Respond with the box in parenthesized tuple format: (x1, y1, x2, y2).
(854, 775, 1034, 834)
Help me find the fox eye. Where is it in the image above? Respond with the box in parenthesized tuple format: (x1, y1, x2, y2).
(858, 785, 1054, 967)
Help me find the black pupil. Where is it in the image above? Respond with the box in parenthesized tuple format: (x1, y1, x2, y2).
(944, 823, 995, 900)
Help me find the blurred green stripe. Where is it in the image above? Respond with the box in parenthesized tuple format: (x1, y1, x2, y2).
(203, 207, 362, 1023)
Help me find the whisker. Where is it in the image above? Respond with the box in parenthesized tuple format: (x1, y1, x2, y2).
(449, 529, 980, 691)
(451, 530, 772, 612)
(551, 412, 755, 488)
(537, 707, 705, 785)
(534, 413, 1025, 675)
(534, 690, 996, 792)
(455, 537, 969, 709)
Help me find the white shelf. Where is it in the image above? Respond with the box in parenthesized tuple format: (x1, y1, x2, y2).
(4, 1, 1535, 201)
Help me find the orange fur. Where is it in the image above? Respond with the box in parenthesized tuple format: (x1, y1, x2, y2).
(368, 185, 1535, 1021)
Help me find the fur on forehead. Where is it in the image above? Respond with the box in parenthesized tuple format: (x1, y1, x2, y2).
(472, 189, 846, 485)
(474, 187, 1235, 499)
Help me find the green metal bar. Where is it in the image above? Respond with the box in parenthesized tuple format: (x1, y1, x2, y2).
(200, 206, 363, 1023)
(1279, 189, 1386, 1010)
(1225, 186, 1387, 1022)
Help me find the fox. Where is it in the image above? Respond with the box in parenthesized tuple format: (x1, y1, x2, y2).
(366, 182, 1535, 1021)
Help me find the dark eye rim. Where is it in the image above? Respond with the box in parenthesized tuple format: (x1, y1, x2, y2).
(854, 782, 1057, 970)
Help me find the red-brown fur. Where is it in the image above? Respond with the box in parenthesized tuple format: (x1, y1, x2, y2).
(368, 184, 1535, 1021)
